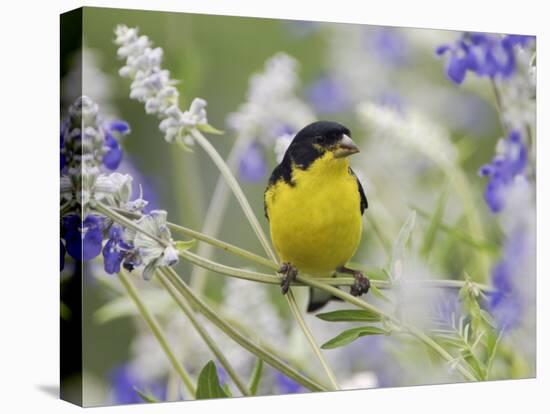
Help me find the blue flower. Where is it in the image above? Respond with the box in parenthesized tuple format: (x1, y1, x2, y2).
(369, 28, 409, 66)
(108, 120, 131, 134)
(436, 39, 478, 84)
(436, 33, 534, 84)
(305, 74, 350, 114)
(479, 130, 527, 213)
(110, 365, 166, 404)
(239, 142, 267, 182)
(489, 229, 527, 331)
(102, 120, 130, 170)
(62, 214, 104, 262)
(103, 132, 123, 170)
(502, 34, 536, 48)
(275, 372, 304, 394)
(102, 225, 133, 274)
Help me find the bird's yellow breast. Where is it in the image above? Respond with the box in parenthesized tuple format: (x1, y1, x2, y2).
(265, 152, 362, 276)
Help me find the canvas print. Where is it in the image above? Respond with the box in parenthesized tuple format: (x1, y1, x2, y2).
(60, 7, 536, 407)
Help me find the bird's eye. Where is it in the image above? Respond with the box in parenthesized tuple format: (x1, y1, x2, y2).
(315, 136, 324, 144)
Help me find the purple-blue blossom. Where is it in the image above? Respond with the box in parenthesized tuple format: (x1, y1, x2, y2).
(479, 130, 527, 213)
(305, 74, 350, 114)
(275, 372, 304, 394)
(369, 28, 409, 67)
(102, 225, 134, 274)
(489, 229, 527, 331)
(436, 33, 535, 85)
(239, 142, 267, 182)
(110, 365, 167, 404)
(62, 214, 104, 261)
(102, 120, 130, 170)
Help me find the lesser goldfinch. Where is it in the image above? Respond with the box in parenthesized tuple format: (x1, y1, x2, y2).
(264, 121, 369, 312)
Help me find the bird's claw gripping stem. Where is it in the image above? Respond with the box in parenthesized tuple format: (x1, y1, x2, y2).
(350, 271, 370, 296)
(279, 262, 298, 294)
(338, 266, 370, 297)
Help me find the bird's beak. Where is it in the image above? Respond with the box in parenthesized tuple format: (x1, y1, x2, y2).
(333, 134, 360, 158)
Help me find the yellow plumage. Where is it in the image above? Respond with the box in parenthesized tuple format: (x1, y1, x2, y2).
(265, 151, 362, 276)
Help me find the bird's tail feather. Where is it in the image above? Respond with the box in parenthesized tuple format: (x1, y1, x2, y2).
(306, 287, 343, 313)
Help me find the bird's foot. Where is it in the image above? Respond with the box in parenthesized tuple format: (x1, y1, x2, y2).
(278, 262, 298, 295)
(338, 266, 370, 297)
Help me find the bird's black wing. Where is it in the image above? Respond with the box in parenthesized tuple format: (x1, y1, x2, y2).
(264, 159, 294, 221)
(349, 168, 368, 215)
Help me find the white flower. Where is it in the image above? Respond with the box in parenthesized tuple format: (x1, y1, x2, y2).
(115, 25, 211, 145)
(127, 210, 179, 280)
(340, 371, 378, 390)
(356, 102, 457, 170)
(274, 132, 294, 163)
(226, 52, 315, 146)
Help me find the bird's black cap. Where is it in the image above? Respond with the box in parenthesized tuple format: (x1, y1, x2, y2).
(290, 121, 351, 148)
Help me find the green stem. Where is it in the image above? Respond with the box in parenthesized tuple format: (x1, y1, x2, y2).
(405, 326, 476, 380)
(286, 289, 339, 390)
(109, 205, 276, 270)
(203, 297, 329, 387)
(98, 202, 479, 382)
(156, 269, 251, 396)
(189, 134, 253, 293)
(299, 275, 477, 382)
(117, 270, 196, 397)
(190, 129, 339, 390)
(162, 266, 327, 392)
(107, 206, 493, 292)
(168, 221, 277, 270)
(190, 129, 276, 261)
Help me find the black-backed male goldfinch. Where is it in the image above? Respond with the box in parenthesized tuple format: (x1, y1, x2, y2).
(264, 121, 369, 312)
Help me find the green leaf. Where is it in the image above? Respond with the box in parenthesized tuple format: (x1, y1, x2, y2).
(459, 275, 482, 334)
(175, 137, 194, 153)
(421, 187, 449, 257)
(248, 358, 264, 395)
(485, 330, 502, 379)
(316, 309, 381, 323)
(134, 387, 161, 403)
(321, 326, 389, 350)
(175, 239, 196, 252)
(197, 123, 224, 135)
(389, 211, 416, 281)
(222, 384, 233, 397)
(196, 361, 230, 399)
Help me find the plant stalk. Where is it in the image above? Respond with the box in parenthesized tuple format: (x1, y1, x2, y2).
(163, 266, 327, 392)
(117, 270, 196, 397)
(156, 269, 251, 396)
